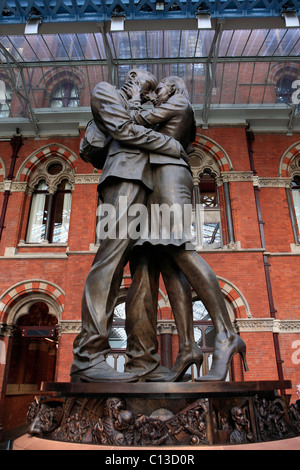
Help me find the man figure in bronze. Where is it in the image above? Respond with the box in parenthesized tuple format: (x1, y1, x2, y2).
(70, 69, 190, 383)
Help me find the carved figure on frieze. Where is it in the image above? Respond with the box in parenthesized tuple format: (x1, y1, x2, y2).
(289, 402, 300, 433)
(115, 409, 136, 445)
(135, 416, 170, 446)
(254, 395, 295, 441)
(166, 399, 209, 445)
(57, 413, 93, 443)
(91, 396, 209, 446)
(93, 397, 128, 445)
(229, 406, 255, 444)
(27, 396, 64, 437)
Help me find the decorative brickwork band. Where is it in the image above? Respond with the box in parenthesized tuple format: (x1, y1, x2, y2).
(0, 280, 65, 323)
(279, 141, 300, 177)
(218, 278, 251, 319)
(16, 144, 78, 183)
(194, 135, 233, 173)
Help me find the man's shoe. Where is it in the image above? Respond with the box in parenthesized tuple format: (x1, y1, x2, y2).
(70, 361, 138, 383)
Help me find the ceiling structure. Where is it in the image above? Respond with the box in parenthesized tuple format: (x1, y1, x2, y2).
(0, 0, 300, 137)
(1, 0, 300, 22)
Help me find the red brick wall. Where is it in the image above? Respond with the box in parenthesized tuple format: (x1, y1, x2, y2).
(1, 127, 300, 430)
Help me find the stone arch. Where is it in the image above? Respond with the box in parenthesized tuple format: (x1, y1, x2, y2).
(9, 295, 61, 327)
(0, 279, 65, 325)
(40, 67, 86, 101)
(191, 277, 250, 321)
(158, 289, 170, 310)
(156, 275, 250, 321)
(278, 141, 300, 177)
(218, 277, 251, 319)
(191, 134, 234, 176)
(16, 144, 78, 183)
(270, 63, 300, 85)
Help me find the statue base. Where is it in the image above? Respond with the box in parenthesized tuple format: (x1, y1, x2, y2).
(24, 380, 300, 447)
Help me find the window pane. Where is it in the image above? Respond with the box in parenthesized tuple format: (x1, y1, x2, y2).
(43, 34, 69, 60)
(192, 300, 215, 350)
(113, 302, 126, 320)
(147, 31, 163, 59)
(0, 81, 12, 117)
(179, 31, 199, 57)
(52, 182, 72, 243)
(198, 173, 222, 248)
(77, 33, 102, 60)
(292, 185, 300, 236)
(109, 327, 127, 349)
(25, 35, 54, 61)
(110, 302, 126, 349)
(193, 299, 210, 321)
(110, 31, 131, 59)
(129, 31, 147, 59)
(26, 181, 49, 243)
(51, 82, 79, 108)
(60, 34, 83, 60)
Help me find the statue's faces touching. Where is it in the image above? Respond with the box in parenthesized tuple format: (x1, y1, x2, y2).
(155, 82, 175, 106)
(126, 69, 158, 104)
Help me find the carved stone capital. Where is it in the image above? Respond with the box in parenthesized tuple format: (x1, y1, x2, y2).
(4, 180, 12, 191)
(157, 320, 177, 335)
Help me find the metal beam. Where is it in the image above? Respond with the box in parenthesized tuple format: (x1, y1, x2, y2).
(202, 21, 224, 126)
(1, 55, 300, 71)
(1, 0, 300, 24)
(99, 23, 116, 85)
(0, 42, 40, 136)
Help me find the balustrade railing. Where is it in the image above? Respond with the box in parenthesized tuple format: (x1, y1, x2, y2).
(106, 350, 216, 381)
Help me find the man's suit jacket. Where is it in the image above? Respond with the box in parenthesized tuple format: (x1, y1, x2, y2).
(132, 93, 196, 167)
(91, 82, 183, 192)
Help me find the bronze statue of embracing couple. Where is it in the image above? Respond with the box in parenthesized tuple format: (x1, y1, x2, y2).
(71, 69, 248, 383)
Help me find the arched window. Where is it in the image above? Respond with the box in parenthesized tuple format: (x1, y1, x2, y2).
(292, 174, 300, 240)
(193, 298, 215, 353)
(6, 301, 58, 394)
(26, 178, 72, 244)
(0, 80, 12, 117)
(192, 170, 222, 248)
(51, 81, 79, 108)
(193, 298, 233, 380)
(199, 171, 222, 247)
(276, 76, 295, 104)
(106, 300, 127, 373)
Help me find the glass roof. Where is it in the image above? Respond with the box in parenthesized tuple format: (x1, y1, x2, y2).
(1, 28, 300, 63)
(0, 25, 300, 135)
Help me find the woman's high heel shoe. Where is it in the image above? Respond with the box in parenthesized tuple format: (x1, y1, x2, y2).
(196, 334, 248, 382)
(171, 344, 203, 382)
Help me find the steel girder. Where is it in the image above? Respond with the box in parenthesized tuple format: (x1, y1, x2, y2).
(1, 0, 300, 24)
